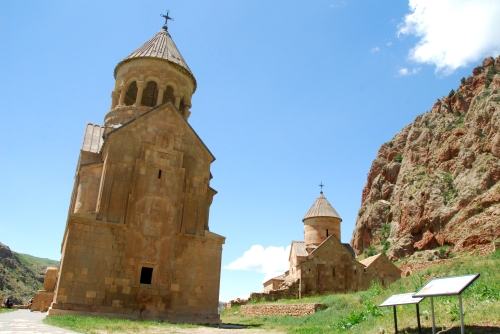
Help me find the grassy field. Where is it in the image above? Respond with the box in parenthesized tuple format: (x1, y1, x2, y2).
(42, 250, 500, 333)
(0, 308, 16, 314)
(221, 249, 500, 333)
(44, 315, 199, 333)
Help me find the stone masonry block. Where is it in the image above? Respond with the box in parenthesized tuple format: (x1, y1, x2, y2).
(86, 291, 97, 298)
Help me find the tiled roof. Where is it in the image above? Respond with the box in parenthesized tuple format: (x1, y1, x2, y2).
(359, 254, 381, 267)
(303, 192, 342, 221)
(81, 123, 104, 153)
(291, 241, 309, 257)
(115, 27, 194, 81)
(342, 243, 356, 258)
(271, 274, 286, 281)
(263, 273, 286, 285)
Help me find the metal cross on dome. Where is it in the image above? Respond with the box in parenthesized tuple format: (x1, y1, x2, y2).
(161, 10, 174, 29)
(319, 182, 324, 193)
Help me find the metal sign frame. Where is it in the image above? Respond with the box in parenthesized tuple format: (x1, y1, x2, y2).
(413, 273, 480, 334)
(380, 292, 424, 334)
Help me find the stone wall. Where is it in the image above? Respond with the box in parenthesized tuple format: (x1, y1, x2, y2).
(241, 303, 325, 317)
(249, 279, 300, 302)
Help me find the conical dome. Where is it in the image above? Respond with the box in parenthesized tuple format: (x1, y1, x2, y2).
(114, 27, 196, 89)
(303, 192, 342, 221)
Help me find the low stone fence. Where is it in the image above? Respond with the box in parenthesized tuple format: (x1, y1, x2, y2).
(241, 303, 325, 317)
(225, 280, 301, 310)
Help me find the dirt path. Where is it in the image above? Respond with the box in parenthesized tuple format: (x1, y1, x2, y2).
(0, 310, 284, 334)
(0, 309, 78, 333)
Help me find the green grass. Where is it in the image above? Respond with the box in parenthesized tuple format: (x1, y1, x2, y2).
(0, 308, 17, 314)
(221, 250, 500, 333)
(17, 253, 59, 270)
(44, 315, 200, 333)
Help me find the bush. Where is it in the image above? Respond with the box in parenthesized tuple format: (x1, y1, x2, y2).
(363, 246, 377, 258)
(461, 77, 466, 84)
(393, 153, 403, 163)
(448, 89, 455, 98)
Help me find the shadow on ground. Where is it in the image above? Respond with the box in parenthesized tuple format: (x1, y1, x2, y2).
(398, 325, 500, 333)
(205, 324, 262, 329)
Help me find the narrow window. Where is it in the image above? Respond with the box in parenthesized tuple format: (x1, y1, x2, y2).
(332, 268, 335, 277)
(326, 229, 329, 237)
(158, 170, 162, 179)
(140, 267, 153, 284)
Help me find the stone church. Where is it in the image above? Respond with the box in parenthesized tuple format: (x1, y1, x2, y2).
(45, 20, 225, 324)
(263, 191, 401, 297)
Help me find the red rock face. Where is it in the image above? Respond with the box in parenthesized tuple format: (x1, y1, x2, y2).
(351, 56, 500, 260)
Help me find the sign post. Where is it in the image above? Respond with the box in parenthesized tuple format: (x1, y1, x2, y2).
(413, 274, 480, 334)
(380, 292, 424, 334)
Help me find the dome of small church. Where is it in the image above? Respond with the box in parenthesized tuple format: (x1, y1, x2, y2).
(303, 191, 342, 246)
(302, 192, 342, 222)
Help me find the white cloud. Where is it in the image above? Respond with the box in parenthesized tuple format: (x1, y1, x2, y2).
(398, 67, 421, 76)
(398, 0, 500, 74)
(330, 1, 346, 9)
(224, 244, 291, 283)
(387, 42, 393, 46)
(370, 47, 380, 53)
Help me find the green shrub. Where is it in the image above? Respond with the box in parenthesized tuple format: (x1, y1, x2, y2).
(381, 223, 391, 237)
(393, 153, 403, 163)
(486, 66, 498, 88)
(363, 246, 377, 258)
(448, 89, 455, 98)
(461, 77, 466, 84)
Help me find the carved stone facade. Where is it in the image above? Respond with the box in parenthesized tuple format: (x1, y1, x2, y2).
(46, 25, 225, 324)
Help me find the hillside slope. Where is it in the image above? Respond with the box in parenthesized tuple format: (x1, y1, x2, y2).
(351, 56, 500, 260)
(0, 242, 59, 304)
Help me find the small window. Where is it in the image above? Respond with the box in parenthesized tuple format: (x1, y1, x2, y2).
(332, 268, 335, 277)
(158, 170, 162, 179)
(140, 267, 153, 284)
(326, 229, 329, 237)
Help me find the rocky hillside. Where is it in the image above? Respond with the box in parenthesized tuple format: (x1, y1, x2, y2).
(0, 242, 59, 304)
(351, 56, 500, 260)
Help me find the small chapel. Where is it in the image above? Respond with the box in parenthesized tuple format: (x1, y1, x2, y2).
(43, 15, 225, 324)
(263, 190, 401, 297)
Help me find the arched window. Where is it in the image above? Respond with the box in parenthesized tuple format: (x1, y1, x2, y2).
(162, 86, 175, 104)
(124, 81, 137, 106)
(141, 81, 158, 107)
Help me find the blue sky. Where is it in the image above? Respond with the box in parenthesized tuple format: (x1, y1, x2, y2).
(1, 1, 499, 302)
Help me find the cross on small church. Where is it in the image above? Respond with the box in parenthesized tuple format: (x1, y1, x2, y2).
(161, 10, 174, 29)
(319, 182, 324, 194)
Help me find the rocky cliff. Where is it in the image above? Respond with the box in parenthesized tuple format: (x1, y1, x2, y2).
(0, 242, 59, 304)
(351, 56, 500, 260)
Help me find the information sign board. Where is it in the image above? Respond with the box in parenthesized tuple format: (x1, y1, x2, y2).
(380, 292, 423, 307)
(413, 274, 480, 298)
